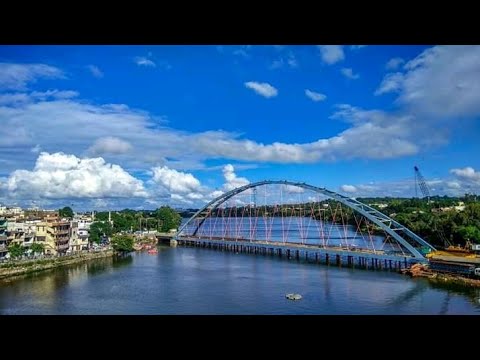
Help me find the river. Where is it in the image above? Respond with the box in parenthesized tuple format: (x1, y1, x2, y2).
(1, 245, 479, 314)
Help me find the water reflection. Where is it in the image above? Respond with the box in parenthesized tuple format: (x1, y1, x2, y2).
(0, 248, 479, 314)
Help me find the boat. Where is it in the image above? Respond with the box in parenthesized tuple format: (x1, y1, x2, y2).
(285, 293, 302, 300)
(147, 249, 158, 255)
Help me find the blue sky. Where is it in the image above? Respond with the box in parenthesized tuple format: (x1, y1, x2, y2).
(0, 45, 479, 210)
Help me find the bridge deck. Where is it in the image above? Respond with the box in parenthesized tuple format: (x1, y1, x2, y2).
(177, 235, 426, 269)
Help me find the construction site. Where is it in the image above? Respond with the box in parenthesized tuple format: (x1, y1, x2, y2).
(413, 166, 480, 279)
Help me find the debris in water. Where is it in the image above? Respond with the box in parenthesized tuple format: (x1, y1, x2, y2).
(285, 293, 302, 300)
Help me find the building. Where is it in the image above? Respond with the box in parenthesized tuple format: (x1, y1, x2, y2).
(69, 214, 92, 252)
(35, 222, 48, 250)
(68, 221, 88, 253)
(45, 220, 71, 255)
(0, 218, 8, 259)
(0, 206, 23, 217)
(32, 213, 70, 256)
(6, 221, 36, 248)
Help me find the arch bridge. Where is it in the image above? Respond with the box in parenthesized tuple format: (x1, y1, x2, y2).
(176, 180, 435, 268)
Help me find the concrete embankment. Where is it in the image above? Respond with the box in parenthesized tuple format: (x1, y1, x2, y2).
(0, 250, 114, 280)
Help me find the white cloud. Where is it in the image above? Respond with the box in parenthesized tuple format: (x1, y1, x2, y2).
(148, 164, 252, 205)
(244, 81, 278, 98)
(341, 185, 357, 193)
(1, 152, 147, 199)
(334, 168, 480, 198)
(450, 167, 480, 183)
(87, 65, 104, 78)
(0, 93, 30, 105)
(446, 181, 461, 189)
(0, 95, 441, 179)
(0, 63, 64, 90)
(341, 68, 360, 80)
(0, 89, 78, 105)
(270, 53, 298, 69)
(376, 45, 480, 118)
(151, 166, 202, 194)
(270, 59, 283, 69)
(283, 184, 304, 193)
(374, 72, 403, 95)
(385, 57, 404, 70)
(134, 57, 156, 67)
(287, 54, 298, 68)
(318, 45, 345, 65)
(222, 164, 250, 191)
(88, 137, 133, 155)
(31, 89, 78, 100)
(0, 90, 450, 180)
(350, 45, 367, 50)
(31, 144, 41, 153)
(233, 49, 249, 58)
(305, 89, 326, 102)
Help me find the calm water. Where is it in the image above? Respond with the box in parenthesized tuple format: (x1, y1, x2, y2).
(1, 246, 480, 314)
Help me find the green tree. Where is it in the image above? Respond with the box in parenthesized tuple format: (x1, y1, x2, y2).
(59, 206, 74, 219)
(30, 243, 45, 254)
(457, 225, 480, 244)
(8, 242, 24, 258)
(154, 206, 181, 232)
(111, 234, 134, 252)
(89, 221, 113, 244)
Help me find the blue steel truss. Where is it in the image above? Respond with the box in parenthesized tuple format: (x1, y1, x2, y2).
(176, 180, 436, 259)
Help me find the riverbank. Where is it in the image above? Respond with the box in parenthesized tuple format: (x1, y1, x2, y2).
(403, 263, 480, 288)
(0, 250, 114, 281)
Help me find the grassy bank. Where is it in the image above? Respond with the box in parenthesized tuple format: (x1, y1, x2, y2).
(0, 250, 115, 280)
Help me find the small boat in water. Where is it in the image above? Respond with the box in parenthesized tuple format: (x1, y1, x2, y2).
(147, 249, 158, 255)
(285, 293, 302, 300)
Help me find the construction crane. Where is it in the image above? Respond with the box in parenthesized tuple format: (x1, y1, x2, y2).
(414, 165, 430, 202)
(414, 165, 451, 248)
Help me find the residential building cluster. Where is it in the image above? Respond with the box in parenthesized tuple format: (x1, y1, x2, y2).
(0, 205, 94, 259)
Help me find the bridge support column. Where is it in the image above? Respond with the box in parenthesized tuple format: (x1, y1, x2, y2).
(326, 253, 329, 265)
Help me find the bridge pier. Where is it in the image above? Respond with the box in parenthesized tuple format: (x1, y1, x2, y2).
(176, 236, 427, 276)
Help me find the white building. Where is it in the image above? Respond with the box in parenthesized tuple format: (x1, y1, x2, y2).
(69, 216, 91, 252)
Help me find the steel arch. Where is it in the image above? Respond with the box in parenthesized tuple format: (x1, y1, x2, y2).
(176, 180, 436, 259)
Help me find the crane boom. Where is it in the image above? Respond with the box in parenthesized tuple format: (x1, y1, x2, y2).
(414, 165, 430, 201)
(414, 165, 451, 248)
